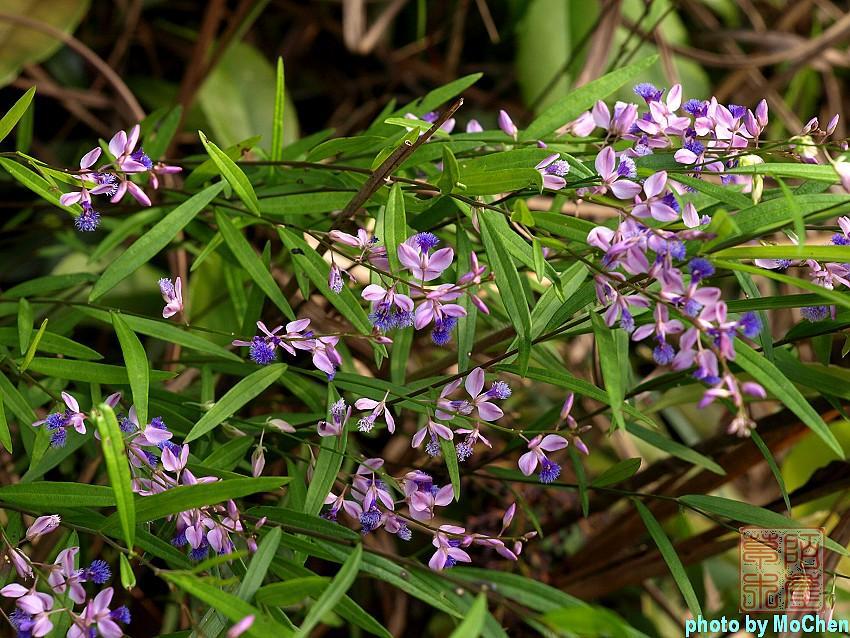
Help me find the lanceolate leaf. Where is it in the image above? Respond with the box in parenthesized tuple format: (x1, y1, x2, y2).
(590, 313, 625, 430)
(90, 183, 223, 300)
(382, 182, 408, 275)
(449, 593, 487, 638)
(632, 499, 702, 617)
(0, 398, 13, 453)
(521, 55, 658, 141)
(0, 87, 36, 144)
(185, 364, 286, 442)
(294, 544, 363, 638)
(199, 131, 261, 215)
(215, 210, 295, 320)
(94, 404, 136, 550)
(112, 312, 150, 426)
(734, 340, 843, 457)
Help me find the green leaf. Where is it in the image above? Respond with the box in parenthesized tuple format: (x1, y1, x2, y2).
(93, 404, 135, 550)
(0, 158, 76, 212)
(215, 210, 295, 320)
(129, 478, 289, 524)
(25, 358, 173, 385)
(668, 173, 752, 210)
(521, 55, 658, 141)
(142, 105, 182, 161)
(278, 228, 372, 334)
(713, 245, 850, 261)
(590, 313, 625, 429)
(271, 57, 286, 162)
(19, 318, 47, 373)
(239, 526, 281, 600)
(591, 458, 641, 487)
(0, 87, 35, 144)
(440, 437, 461, 501)
(625, 423, 725, 476)
(76, 307, 240, 362)
(304, 433, 347, 516)
(458, 168, 542, 195)
(632, 498, 702, 616)
(259, 192, 355, 217)
(383, 182, 408, 275)
(532, 238, 545, 282)
(0, 482, 115, 508)
(569, 446, 589, 518)
(111, 313, 149, 426)
(199, 131, 261, 215)
(248, 506, 360, 541)
(438, 146, 460, 194)
(679, 494, 849, 556)
(119, 554, 136, 589)
(2, 272, 97, 298)
(449, 593, 487, 638)
(480, 212, 531, 370)
(0, 398, 13, 453)
(750, 430, 791, 514)
(728, 194, 850, 242)
(163, 572, 293, 637)
(294, 544, 363, 638)
(734, 339, 843, 457)
(184, 364, 286, 443)
(90, 183, 223, 300)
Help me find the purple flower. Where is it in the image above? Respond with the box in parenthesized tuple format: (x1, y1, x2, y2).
(68, 587, 124, 638)
(634, 83, 664, 103)
(585, 147, 641, 199)
(109, 126, 148, 173)
(518, 434, 568, 483)
(227, 616, 255, 638)
(25, 515, 60, 541)
(317, 398, 350, 437)
(75, 202, 101, 232)
(591, 100, 638, 137)
(354, 391, 395, 434)
(413, 284, 467, 337)
(159, 276, 184, 318)
(429, 525, 472, 571)
(362, 284, 414, 331)
(632, 172, 679, 222)
(535, 154, 569, 190)
(398, 236, 454, 281)
(498, 110, 518, 139)
(412, 420, 453, 456)
(329, 264, 344, 293)
(466, 119, 483, 133)
(688, 258, 715, 281)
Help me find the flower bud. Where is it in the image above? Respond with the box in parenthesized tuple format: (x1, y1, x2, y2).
(267, 418, 295, 433)
(8, 548, 32, 579)
(498, 110, 518, 139)
(26, 515, 60, 541)
(251, 445, 265, 478)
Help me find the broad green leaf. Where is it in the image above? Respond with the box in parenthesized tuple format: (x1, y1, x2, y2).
(278, 228, 372, 334)
(112, 313, 149, 426)
(0, 86, 35, 143)
(184, 364, 286, 442)
(259, 192, 355, 217)
(304, 434, 347, 517)
(726, 162, 840, 182)
(542, 605, 646, 638)
(438, 146, 461, 194)
(25, 358, 173, 385)
(449, 593, 487, 638)
(440, 437, 461, 501)
(625, 423, 725, 476)
(727, 194, 850, 242)
(521, 55, 658, 141)
(90, 183, 223, 300)
(632, 499, 702, 616)
(734, 340, 843, 457)
(294, 544, 362, 638)
(668, 173, 751, 210)
(679, 494, 849, 556)
(200, 131, 261, 215)
(590, 312, 625, 429)
(271, 57, 286, 161)
(216, 210, 295, 320)
(0, 398, 12, 453)
(163, 572, 293, 637)
(591, 458, 641, 487)
(0, 482, 115, 508)
(94, 405, 135, 550)
(383, 182, 408, 275)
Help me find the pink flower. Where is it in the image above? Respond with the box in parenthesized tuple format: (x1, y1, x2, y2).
(398, 236, 454, 281)
(228, 616, 255, 638)
(498, 110, 518, 139)
(68, 587, 123, 638)
(59, 147, 115, 206)
(631, 172, 679, 222)
(159, 277, 184, 318)
(588, 146, 641, 199)
(409, 483, 453, 521)
(429, 525, 472, 570)
(47, 547, 86, 604)
(355, 391, 395, 434)
(26, 515, 61, 541)
(412, 420, 454, 457)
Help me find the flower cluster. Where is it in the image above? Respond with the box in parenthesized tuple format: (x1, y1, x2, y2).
(60, 125, 181, 232)
(2, 520, 130, 638)
(32, 392, 120, 449)
(117, 404, 264, 559)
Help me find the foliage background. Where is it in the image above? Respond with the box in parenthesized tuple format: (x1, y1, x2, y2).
(2, 1, 850, 637)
